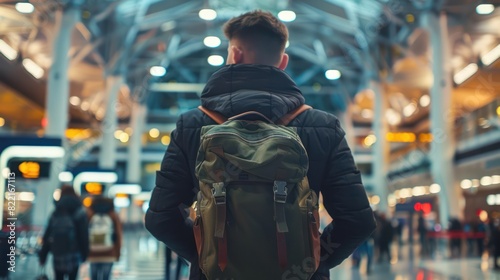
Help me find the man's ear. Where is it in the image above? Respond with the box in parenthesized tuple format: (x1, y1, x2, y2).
(277, 53, 289, 70)
(230, 45, 243, 64)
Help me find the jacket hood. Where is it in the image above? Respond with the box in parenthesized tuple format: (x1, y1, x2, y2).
(201, 64, 305, 121)
(55, 195, 82, 213)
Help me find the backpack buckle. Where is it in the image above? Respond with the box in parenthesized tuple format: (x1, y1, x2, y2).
(212, 182, 226, 205)
(273, 181, 288, 203)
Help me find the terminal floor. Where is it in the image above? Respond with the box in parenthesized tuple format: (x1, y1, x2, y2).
(9, 229, 500, 280)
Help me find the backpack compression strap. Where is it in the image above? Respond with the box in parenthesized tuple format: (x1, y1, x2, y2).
(198, 104, 312, 125)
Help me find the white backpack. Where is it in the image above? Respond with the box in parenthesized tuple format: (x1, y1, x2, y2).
(89, 213, 114, 252)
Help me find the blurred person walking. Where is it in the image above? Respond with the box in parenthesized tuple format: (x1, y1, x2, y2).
(377, 214, 394, 263)
(145, 10, 376, 280)
(417, 213, 429, 257)
(39, 185, 89, 280)
(87, 196, 122, 280)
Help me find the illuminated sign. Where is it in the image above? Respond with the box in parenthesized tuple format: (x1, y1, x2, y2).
(414, 202, 432, 214)
(8, 160, 50, 179)
(19, 161, 40, 179)
(84, 182, 103, 195)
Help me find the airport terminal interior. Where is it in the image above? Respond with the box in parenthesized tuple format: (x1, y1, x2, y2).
(1, 0, 500, 279)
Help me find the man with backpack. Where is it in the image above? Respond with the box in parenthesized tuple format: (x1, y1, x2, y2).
(146, 10, 376, 280)
(39, 185, 89, 280)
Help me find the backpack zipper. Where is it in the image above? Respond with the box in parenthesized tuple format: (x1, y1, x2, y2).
(204, 132, 306, 151)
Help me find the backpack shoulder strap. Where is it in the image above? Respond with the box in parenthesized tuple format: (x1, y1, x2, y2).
(199, 104, 312, 126)
(276, 104, 312, 126)
(198, 106, 227, 124)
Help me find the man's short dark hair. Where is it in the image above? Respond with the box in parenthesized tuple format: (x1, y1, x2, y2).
(223, 10, 288, 65)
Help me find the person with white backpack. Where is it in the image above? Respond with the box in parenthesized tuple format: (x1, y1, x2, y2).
(87, 196, 122, 280)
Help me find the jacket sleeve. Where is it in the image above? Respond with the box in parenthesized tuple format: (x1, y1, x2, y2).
(315, 119, 376, 274)
(145, 115, 198, 263)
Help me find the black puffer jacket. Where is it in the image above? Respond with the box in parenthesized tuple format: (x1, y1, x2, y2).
(145, 64, 376, 278)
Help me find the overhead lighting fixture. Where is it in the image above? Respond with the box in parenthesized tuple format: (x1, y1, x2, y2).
(481, 176, 493, 186)
(81, 101, 90, 111)
(69, 96, 81, 106)
(0, 117, 5, 127)
(453, 63, 478, 85)
(161, 135, 171, 145)
(385, 108, 402, 126)
(15, 2, 35, 14)
(492, 175, 500, 184)
(22, 58, 44, 79)
(325, 69, 341, 80)
(208, 55, 224, 66)
(361, 109, 373, 119)
(199, 9, 217, 21)
(481, 44, 500, 66)
(278, 10, 296, 22)
(429, 184, 441, 194)
(476, 4, 495, 15)
(419, 94, 430, 107)
(203, 36, 221, 48)
(119, 132, 129, 143)
(58, 171, 74, 182)
(403, 102, 417, 117)
(460, 179, 472, 189)
(150, 66, 166, 77)
(149, 128, 160, 138)
(0, 39, 17, 60)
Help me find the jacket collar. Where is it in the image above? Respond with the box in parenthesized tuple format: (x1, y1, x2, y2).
(201, 64, 305, 121)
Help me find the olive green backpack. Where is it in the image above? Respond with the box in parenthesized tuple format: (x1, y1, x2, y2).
(194, 105, 320, 280)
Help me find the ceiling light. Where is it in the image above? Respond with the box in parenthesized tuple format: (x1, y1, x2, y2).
(22, 58, 44, 79)
(481, 176, 493, 186)
(453, 63, 478, 85)
(488, 194, 496, 205)
(208, 55, 224, 66)
(429, 184, 441, 194)
(69, 96, 81, 106)
(119, 133, 129, 143)
(161, 135, 171, 145)
(199, 9, 217, 21)
(325, 69, 341, 80)
(203, 36, 221, 48)
(460, 179, 472, 189)
(386, 108, 402, 126)
(370, 195, 380, 205)
(150, 66, 166, 77)
(412, 186, 426, 196)
(472, 179, 480, 187)
(81, 101, 90, 111)
(419, 94, 430, 107)
(476, 4, 495, 15)
(481, 44, 500, 66)
(15, 2, 35, 14)
(403, 102, 417, 117)
(361, 109, 373, 119)
(114, 130, 123, 139)
(149, 128, 160, 138)
(492, 175, 500, 184)
(58, 171, 73, 182)
(0, 39, 17, 60)
(278, 10, 296, 22)
(0, 117, 5, 127)
(363, 135, 376, 147)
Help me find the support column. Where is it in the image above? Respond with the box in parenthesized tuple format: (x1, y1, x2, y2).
(126, 103, 147, 183)
(45, 7, 80, 138)
(371, 80, 389, 214)
(126, 103, 147, 229)
(422, 11, 462, 227)
(98, 76, 123, 169)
